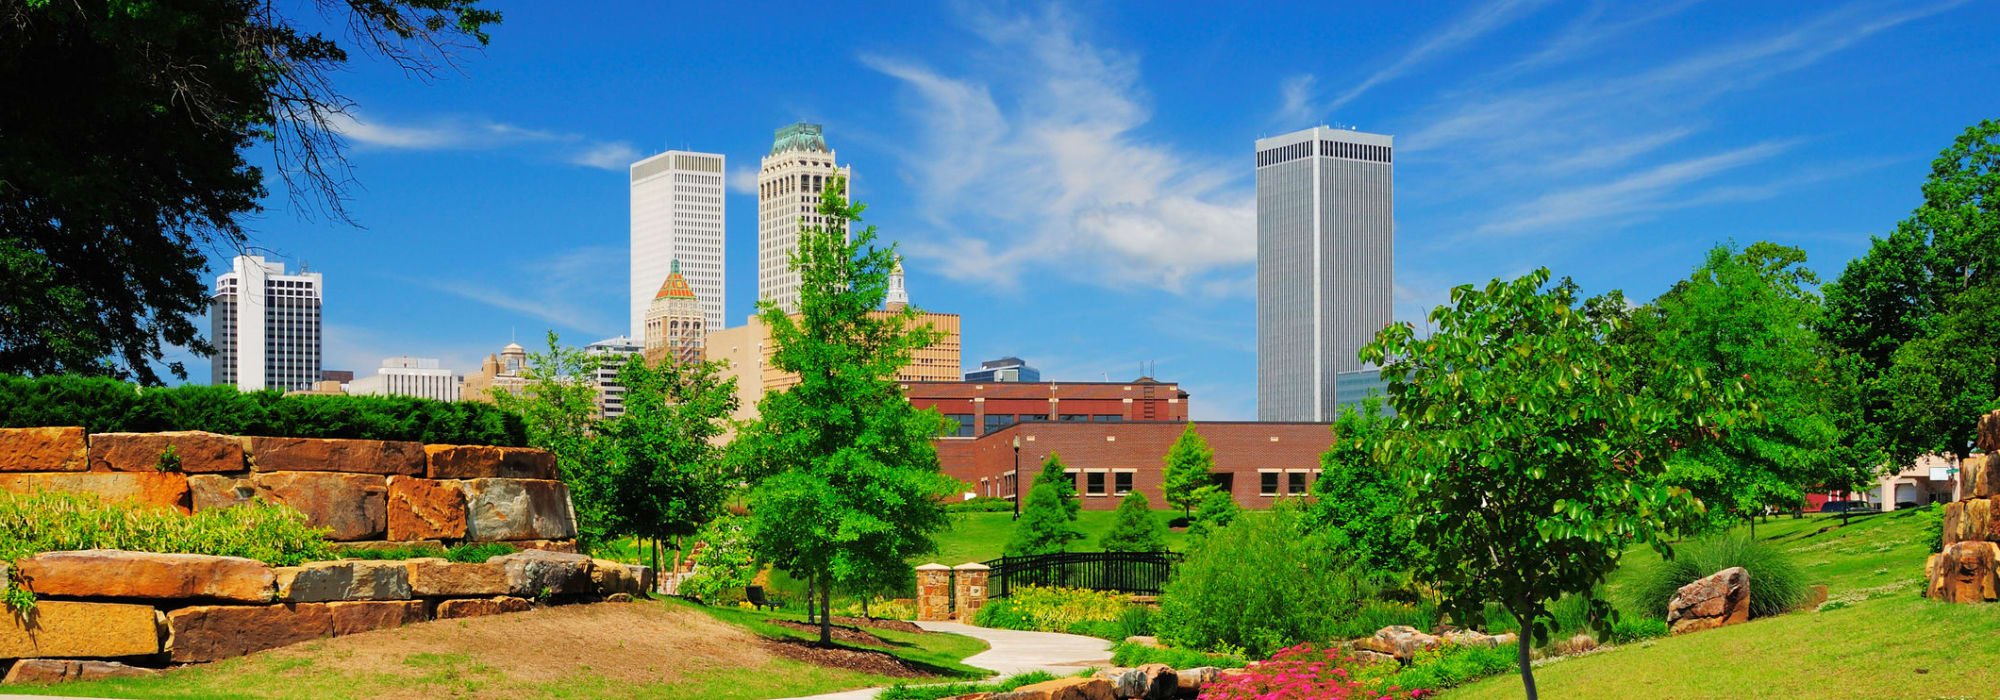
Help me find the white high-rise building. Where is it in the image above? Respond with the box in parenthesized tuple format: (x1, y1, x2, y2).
(348, 357, 462, 402)
(211, 255, 322, 392)
(584, 336, 643, 419)
(631, 150, 726, 336)
(1255, 126, 1394, 422)
(758, 122, 850, 313)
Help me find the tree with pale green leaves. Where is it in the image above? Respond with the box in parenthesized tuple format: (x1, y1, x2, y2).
(1035, 452, 1080, 520)
(733, 177, 959, 646)
(1005, 481, 1084, 557)
(489, 332, 613, 543)
(1185, 487, 1239, 539)
(1100, 490, 1167, 552)
(1363, 268, 1747, 700)
(599, 353, 738, 573)
(1161, 423, 1214, 517)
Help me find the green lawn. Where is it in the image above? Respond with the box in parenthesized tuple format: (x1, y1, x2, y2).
(1446, 507, 2000, 699)
(927, 509, 1191, 565)
(11, 599, 992, 700)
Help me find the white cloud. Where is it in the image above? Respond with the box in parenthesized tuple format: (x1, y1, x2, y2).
(328, 110, 636, 171)
(1324, 0, 1555, 112)
(728, 165, 760, 195)
(867, 6, 1253, 294)
(569, 141, 640, 171)
(1476, 140, 1793, 235)
(418, 246, 625, 337)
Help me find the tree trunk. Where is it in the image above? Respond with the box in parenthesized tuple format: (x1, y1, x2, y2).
(862, 596, 871, 619)
(818, 578, 833, 646)
(805, 573, 817, 624)
(1514, 610, 1539, 700)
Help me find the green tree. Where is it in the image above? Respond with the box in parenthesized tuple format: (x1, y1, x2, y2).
(1034, 452, 1080, 520)
(489, 332, 612, 542)
(0, 0, 500, 384)
(1100, 490, 1167, 552)
(1305, 398, 1415, 573)
(1006, 482, 1084, 556)
(1363, 269, 1745, 700)
(1875, 284, 2000, 461)
(734, 177, 958, 645)
(600, 354, 739, 571)
(1161, 423, 1215, 517)
(1185, 487, 1239, 539)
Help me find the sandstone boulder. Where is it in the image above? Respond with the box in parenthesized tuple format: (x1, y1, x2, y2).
(275, 560, 412, 602)
(1352, 625, 1442, 661)
(425, 445, 558, 480)
(247, 436, 424, 475)
(491, 548, 594, 596)
(1110, 663, 1177, 700)
(1175, 666, 1221, 692)
(1927, 540, 2000, 603)
(1979, 410, 2000, 454)
(434, 596, 532, 619)
(252, 472, 388, 541)
(460, 478, 577, 541)
(386, 476, 468, 540)
(1961, 455, 1997, 499)
(589, 559, 649, 597)
(87, 431, 243, 473)
(0, 601, 164, 658)
(0, 472, 190, 513)
(327, 600, 426, 635)
(1441, 629, 1518, 649)
(1943, 497, 2000, 546)
(0, 427, 86, 472)
(991, 677, 1114, 700)
(167, 603, 334, 662)
(1668, 566, 1751, 633)
(18, 550, 274, 602)
(405, 559, 511, 597)
(1122, 635, 1164, 648)
(3, 659, 157, 685)
(515, 539, 582, 553)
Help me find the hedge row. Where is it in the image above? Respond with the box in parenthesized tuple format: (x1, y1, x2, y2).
(0, 375, 527, 446)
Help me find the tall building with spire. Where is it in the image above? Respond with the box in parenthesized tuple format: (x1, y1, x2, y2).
(757, 122, 850, 314)
(643, 259, 706, 366)
(885, 256, 910, 311)
(631, 150, 725, 336)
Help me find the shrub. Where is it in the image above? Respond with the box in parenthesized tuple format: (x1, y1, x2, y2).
(1369, 643, 1514, 692)
(1109, 640, 1246, 669)
(945, 496, 1013, 513)
(1199, 644, 1432, 700)
(446, 542, 519, 563)
(1156, 505, 1353, 657)
(1604, 616, 1669, 644)
(1628, 535, 1808, 619)
(337, 544, 449, 560)
(1100, 491, 1167, 552)
(973, 585, 1128, 633)
(0, 374, 527, 445)
(1917, 503, 1944, 551)
(1328, 598, 1441, 640)
(879, 671, 1058, 700)
(1004, 482, 1083, 556)
(1184, 487, 1238, 539)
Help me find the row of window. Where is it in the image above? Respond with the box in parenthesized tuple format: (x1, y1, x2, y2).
(940, 413, 1127, 437)
(982, 470, 1320, 499)
(1255, 140, 1394, 167)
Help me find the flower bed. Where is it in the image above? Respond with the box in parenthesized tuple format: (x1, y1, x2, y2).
(1199, 644, 1433, 700)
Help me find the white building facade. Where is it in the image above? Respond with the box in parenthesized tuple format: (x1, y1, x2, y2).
(1255, 126, 1394, 422)
(631, 150, 726, 336)
(211, 255, 323, 392)
(758, 122, 850, 314)
(348, 357, 461, 402)
(585, 336, 643, 419)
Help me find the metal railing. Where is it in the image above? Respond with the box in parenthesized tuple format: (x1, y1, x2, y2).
(982, 550, 1183, 597)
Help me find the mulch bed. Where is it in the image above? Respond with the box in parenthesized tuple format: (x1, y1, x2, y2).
(771, 620, 891, 647)
(828, 616, 925, 634)
(760, 638, 934, 678)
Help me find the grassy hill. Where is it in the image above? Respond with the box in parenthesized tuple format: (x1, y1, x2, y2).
(1447, 506, 2000, 699)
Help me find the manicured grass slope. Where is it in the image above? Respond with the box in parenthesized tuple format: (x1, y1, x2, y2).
(1447, 507, 2000, 699)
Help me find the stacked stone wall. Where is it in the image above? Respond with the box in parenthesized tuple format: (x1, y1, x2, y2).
(1925, 411, 2000, 603)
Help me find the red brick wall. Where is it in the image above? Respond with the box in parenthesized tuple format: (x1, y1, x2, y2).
(938, 421, 1335, 510)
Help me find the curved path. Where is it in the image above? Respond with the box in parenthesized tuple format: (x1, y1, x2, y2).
(778, 621, 1112, 700)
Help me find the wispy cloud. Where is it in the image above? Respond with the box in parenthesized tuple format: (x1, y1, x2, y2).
(1324, 0, 1555, 112)
(1274, 74, 1320, 126)
(1506, 1, 1702, 73)
(865, 6, 1253, 294)
(328, 111, 635, 170)
(727, 165, 760, 195)
(419, 246, 625, 336)
(569, 142, 640, 171)
(1476, 140, 1793, 235)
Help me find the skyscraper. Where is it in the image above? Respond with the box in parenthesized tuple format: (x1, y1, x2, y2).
(348, 357, 461, 402)
(585, 336, 642, 419)
(1255, 126, 1394, 422)
(211, 255, 322, 392)
(643, 259, 706, 366)
(758, 122, 850, 313)
(631, 150, 726, 336)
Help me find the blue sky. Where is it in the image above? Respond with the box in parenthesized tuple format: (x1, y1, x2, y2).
(184, 0, 2000, 420)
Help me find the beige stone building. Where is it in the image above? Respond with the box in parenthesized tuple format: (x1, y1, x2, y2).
(461, 342, 530, 404)
(758, 122, 850, 314)
(706, 309, 961, 430)
(642, 259, 706, 367)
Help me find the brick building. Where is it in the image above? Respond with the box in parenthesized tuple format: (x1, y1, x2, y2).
(937, 420, 1336, 511)
(906, 378, 1189, 438)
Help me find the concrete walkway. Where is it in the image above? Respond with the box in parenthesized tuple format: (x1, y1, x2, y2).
(777, 620, 1112, 700)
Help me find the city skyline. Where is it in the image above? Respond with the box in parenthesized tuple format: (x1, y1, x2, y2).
(158, 1, 1998, 420)
(629, 150, 727, 335)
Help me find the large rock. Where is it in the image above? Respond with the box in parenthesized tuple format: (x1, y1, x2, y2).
(405, 559, 511, 597)
(327, 600, 426, 635)
(491, 548, 594, 596)
(1109, 663, 1177, 700)
(1668, 566, 1752, 634)
(253, 472, 388, 541)
(87, 431, 243, 473)
(434, 596, 532, 619)
(3, 659, 157, 685)
(386, 476, 467, 540)
(0, 427, 87, 472)
(1352, 625, 1442, 661)
(515, 539, 582, 554)
(246, 436, 424, 476)
(425, 445, 558, 480)
(275, 560, 412, 602)
(1943, 497, 1996, 545)
(1979, 410, 2000, 453)
(1441, 629, 1518, 649)
(991, 677, 1114, 700)
(1927, 540, 2000, 603)
(589, 559, 650, 597)
(166, 603, 334, 662)
(0, 601, 164, 658)
(1176, 666, 1221, 693)
(1961, 455, 1997, 499)
(18, 550, 274, 602)
(460, 478, 577, 541)
(0, 472, 190, 513)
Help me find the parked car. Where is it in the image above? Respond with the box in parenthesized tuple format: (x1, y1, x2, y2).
(1894, 500, 1923, 510)
(1819, 500, 1876, 514)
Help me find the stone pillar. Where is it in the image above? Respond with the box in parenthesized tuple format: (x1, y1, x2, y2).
(953, 562, 990, 623)
(916, 564, 953, 622)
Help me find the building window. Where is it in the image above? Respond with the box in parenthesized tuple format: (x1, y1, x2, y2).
(1086, 471, 1107, 497)
(1058, 414, 1088, 422)
(943, 413, 975, 437)
(1114, 471, 1134, 495)
(1288, 471, 1308, 495)
(1020, 414, 1048, 422)
(984, 414, 1016, 435)
(1063, 470, 1080, 496)
(1093, 415, 1123, 422)
(1208, 472, 1233, 493)
(1260, 472, 1280, 497)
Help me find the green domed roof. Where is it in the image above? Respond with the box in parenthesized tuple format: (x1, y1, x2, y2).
(770, 122, 829, 155)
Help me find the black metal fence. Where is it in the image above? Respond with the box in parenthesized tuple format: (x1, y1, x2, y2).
(982, 551, 1183, 597)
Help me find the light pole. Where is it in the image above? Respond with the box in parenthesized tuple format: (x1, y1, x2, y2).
(1012, 435, 1022, 521)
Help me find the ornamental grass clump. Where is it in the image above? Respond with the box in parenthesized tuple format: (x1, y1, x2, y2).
(1629, 535, 1807, 619)
(1197, 643, 1433, 700)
